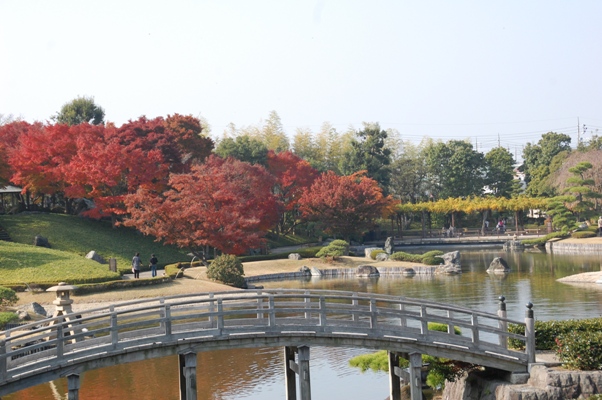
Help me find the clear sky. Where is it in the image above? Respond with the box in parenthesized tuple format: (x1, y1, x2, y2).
(1, 0, 601, 159)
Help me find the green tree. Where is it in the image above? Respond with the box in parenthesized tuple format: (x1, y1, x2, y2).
(484, 147, 516, 197)
(564, 162, 602, 222)
(425, 140, 485, 199)
(340, 122, 392, 191)
(523, 132, 571, 196)
(214, 135, 269, 165)
(389, 140, 429, 203)
(261, 110, 289, 152)
(53, 96, 105, 125)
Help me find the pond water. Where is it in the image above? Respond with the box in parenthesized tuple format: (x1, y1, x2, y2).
(6, 246, 602, 400)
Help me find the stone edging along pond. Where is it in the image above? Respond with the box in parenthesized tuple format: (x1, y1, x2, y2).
(244, 265, 440, 284)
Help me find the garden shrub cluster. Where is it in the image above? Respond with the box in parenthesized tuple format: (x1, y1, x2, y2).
(316, 240, 349, 259)
(390, 250, 444, 265)
(206, 254, 245, 288)
(0, 286, 18, 307)
(509, 317, 602, 370)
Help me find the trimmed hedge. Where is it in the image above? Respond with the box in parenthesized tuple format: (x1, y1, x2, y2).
(509, 317, 602, 370)
(521, 231, 569, 246)
(556, 331, 602, 370)
(370, 249, 386, 260)
(73, 277, 172, 295)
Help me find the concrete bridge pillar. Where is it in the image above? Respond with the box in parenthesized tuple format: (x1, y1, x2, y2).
(179, 352, 197, 400)
(388, 351, 402, 400)
(408, 352, 423, 400)
(283, 346, 312, 400)
(67, 374, 80, 400)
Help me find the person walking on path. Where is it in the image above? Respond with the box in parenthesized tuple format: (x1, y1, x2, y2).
(132, 252, 141, 279)
(598, 216, 602, 237)
(149, 254, 158, 277)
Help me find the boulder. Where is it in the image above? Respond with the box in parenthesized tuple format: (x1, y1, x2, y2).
(299, 266, 311, 275)
(487, 257, 511, 274)
(435, 265, 462, 275)
(16, 302, 48, 318)
(442, 251, 460, 266)
(402, 268, 416, 276)
(33, 235, 50, 248)
(384, 237, 394, 255)
(356, 265, 380, 277)
(375, 252, 389, 261)
(310, 267, 322, 276)
(16, 310, 30, 321)
(86, 250, 106, 264)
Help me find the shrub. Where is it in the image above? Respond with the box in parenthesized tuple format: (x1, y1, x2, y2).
(556, 331, 602, 370)
(316, 240, 349, 260)
(422, 250, 444, 258)
(370, 249, 386, 260)
(571, 231, 596, 239)
(0, 312, 18, 330)
(206, 254, 245, 288)
(422, 256, 444, 265)
(0, 286, 18, 307)
(389, 251, 422, 263)
(348, 350, 390, 372)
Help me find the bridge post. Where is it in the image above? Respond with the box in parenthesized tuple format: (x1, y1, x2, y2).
(408, 352, 422, 400)
(298, 346, 311, 400)
(388, 351, 401, 400)
(525, 302, 536, 364)
(179, 352, 197, 400)
(0, 340, 6, 382)
(67, 374, 80, 400)
(498, 296, 507, 349)
(284, 346, 297, 399)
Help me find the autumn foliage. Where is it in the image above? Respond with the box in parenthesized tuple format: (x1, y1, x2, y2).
(298, 171, 393, 240)
(123, 156, 279, 255)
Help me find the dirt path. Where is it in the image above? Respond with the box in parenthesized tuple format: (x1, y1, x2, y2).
(15, 257, 421, 312)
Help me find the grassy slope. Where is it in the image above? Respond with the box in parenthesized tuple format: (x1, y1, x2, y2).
(0, 241, 121, 285)
(0, 213, 190, 281)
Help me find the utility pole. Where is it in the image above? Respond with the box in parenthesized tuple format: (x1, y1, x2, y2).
(577, 117, 580, 146)
(498, 133, 501, 148)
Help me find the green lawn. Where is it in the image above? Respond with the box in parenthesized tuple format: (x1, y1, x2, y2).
(0, 213, 191, 280)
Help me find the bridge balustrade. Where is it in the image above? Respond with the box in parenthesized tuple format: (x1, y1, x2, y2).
(0, 289, 533, 397)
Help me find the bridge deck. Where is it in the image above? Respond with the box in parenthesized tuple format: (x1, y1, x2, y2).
(0, 289, 534, 396)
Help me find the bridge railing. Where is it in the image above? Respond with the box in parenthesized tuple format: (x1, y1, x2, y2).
(0, 289, 533, 386)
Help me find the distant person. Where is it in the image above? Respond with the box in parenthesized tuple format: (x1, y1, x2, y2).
(598, 216, 602, 237)
(149, 254, 158, 277)
(132, 252, 141, 279)
(484, 220, 489, 231)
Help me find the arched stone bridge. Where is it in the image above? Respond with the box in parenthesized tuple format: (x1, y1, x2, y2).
(0, 289, 535, 400)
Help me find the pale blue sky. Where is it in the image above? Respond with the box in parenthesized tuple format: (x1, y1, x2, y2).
(1, 1, 601, 158)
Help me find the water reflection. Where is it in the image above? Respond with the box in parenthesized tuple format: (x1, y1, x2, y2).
(6, 246, 602, 399)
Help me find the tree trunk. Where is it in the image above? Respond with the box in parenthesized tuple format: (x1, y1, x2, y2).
(481, 209, 489, 235)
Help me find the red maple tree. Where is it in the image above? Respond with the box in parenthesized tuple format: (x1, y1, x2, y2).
(298, 171, 394, 241)
(123, 155, 279, 255)
(266, 150, 318, 235)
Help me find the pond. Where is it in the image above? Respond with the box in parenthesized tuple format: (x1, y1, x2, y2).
(5, 246, 602, 400)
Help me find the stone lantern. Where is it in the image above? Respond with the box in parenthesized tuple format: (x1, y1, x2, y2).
(46, 282, 78, 318)
(46, 282, 82, 342)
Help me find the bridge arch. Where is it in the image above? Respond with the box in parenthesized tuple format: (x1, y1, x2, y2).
(0, 289, 534, 398)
